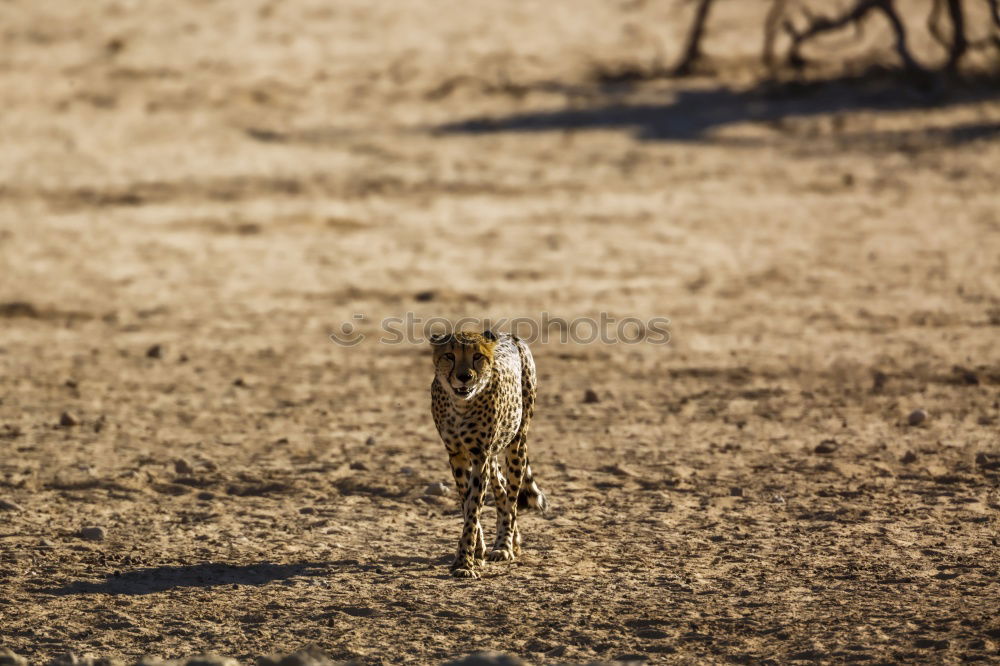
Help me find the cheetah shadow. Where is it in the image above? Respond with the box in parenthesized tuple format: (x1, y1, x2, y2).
(39, 561, 329, 596)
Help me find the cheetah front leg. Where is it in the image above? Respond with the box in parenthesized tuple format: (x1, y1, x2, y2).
(452, 455, 489, 578)
(448, 452, 485, 569)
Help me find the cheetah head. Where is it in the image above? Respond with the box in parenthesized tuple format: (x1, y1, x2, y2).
(431, 330, 499, 401)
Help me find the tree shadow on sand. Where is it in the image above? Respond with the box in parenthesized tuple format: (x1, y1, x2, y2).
(40, 561, 329, 596)
(434, 74, 1000, 147)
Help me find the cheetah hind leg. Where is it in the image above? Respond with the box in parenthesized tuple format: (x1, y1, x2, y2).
(487, 457, 515, 562)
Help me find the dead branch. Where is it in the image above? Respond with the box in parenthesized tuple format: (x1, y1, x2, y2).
(672, 0, 717, 76)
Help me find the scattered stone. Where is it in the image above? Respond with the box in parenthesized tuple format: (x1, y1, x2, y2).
(0, 647, 27, 666)
(443, 654, 527, 666)
(908, 409, 928, 426)
(400, 466, 415, 475)
(729, 487, 744, 497)
(900, 450, 918, 464)
(349, 461, 368, 471)
(425, 482, 451, 497)
(196, 491, 216, 501)
(93, 415, 107, 433)
(80, 526, 106, 542)
(233, 378, 247, 387)
(59, 411, 79, 427)
(414, 290, 436, 302)
(582, 389, 600, 404)
(299, 506, 316, 514)
(0, 499, 23, 512)
(174, 458, 194, 475)
(814, 439, 839, 454)
(145, 344, 163, 359)
(364, 435, 376, 446)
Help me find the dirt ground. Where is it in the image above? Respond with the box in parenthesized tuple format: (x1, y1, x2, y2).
(1, 1, 999, 664)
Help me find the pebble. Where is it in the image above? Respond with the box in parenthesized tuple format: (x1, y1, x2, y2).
(174, 458, 194, 475)
(146, 344, 163, 359)
(425, 482, 451, 497)
(0, 498, 23, 512)
(349, 461, 368, 471)
(364, 435, 376, 446)
(59, 411, 79, 427)
(80, 526, 106, 542)
(814, 439, 839, 454)
(908, 408, 928, 426)
(900, 450, 918, 464)
(196, 491, 215, 501)
(413, 290, 436, 302)
(582, 389, 600, 404)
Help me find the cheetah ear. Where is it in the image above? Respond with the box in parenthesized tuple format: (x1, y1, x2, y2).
(430, 333, 451, 346)
(482, 330, 498, 342)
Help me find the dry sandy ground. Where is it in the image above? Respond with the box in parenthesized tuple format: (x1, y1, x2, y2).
(1, 1, 999, 664)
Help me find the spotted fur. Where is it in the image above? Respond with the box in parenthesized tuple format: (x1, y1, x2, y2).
(430, 330, 548, 578)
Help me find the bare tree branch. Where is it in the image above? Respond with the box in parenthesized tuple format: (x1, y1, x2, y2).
(672, 0, 717, 76)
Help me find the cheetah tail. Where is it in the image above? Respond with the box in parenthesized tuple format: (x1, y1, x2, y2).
(516, 463, 550, 515)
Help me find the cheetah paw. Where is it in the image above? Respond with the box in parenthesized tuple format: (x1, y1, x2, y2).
(451, 566, 481, 579)
(488, 548, 515, 562)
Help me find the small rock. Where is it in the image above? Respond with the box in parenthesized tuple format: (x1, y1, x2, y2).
(0, 498, 23, 512)
(908, 409, 928, 426)
(582, 389, 600, 404)
(400, 466, 415, 475)
(364, 435, 376, 446)
(174, 458, 194, 475)
(59, 411, 79, 427)
(729, 487, 744, 497)
(814, 439, 839, 454)
(349, 461, 368, 471)
(299, 506, 316, 514)
(38, 538, 55, 548)
(0, 647, 27, 666)
(900, 450, 918, 464)
(413, 290, 436, 302)
(146, 344, 163, 359)
(425, 482, 451, 497)
(233, 377, 247, 387)
(196, 491, 216, 501)
(80, 526, 106, 542)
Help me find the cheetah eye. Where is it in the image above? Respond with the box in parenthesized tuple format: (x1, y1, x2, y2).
(473, 353, 485, 362)
(442, 353, 455, 362)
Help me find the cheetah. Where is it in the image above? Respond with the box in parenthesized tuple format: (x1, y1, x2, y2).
(430, 330, 548, 578)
